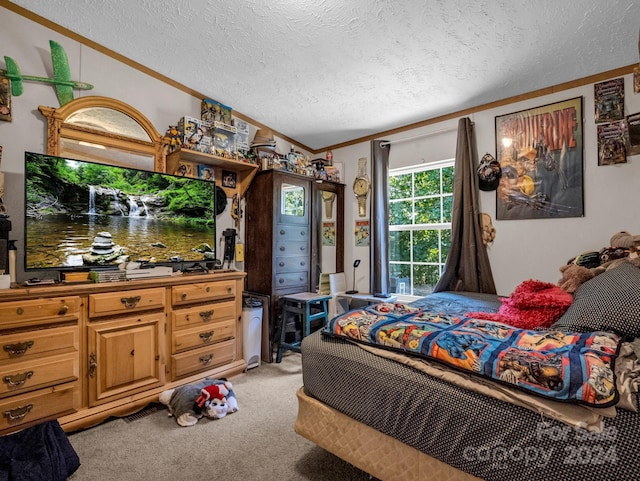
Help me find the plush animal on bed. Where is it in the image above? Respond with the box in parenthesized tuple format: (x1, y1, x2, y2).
(158, 379, 238, 427)
(557, 263, 598, 294)
(467, 279, 573, 330)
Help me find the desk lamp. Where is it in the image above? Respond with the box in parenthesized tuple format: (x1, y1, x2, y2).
(345, 259, 361, 294)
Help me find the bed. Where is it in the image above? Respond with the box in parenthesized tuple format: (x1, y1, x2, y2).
(295, 263, 640, 481)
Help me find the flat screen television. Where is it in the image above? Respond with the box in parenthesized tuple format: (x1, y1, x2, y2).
(24, 151, 216, 272)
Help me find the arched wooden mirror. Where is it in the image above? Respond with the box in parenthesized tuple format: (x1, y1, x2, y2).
(38, 96, 167, 171)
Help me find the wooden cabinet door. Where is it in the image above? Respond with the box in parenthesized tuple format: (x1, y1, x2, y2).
(87, 313, 165, 406)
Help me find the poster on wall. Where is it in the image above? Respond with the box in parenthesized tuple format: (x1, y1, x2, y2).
(626, 112, 640, 156)
(355, 220, 370, 247)
(594, 78, 624, 123)
(495, 97, 584, 220)
(597, 121, 627, 165)
(322, 222, 335, 246)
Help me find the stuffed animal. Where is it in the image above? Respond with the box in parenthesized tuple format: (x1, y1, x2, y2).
(159, 379, 238, 427)
(557, 263, 598, 294)
(610, 231, 640, 249)
(193, 382, 231, 415)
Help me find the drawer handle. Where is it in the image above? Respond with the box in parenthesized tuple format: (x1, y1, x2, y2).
(3, 404, 33, 422)
(199, 330, 214, 343)
(300, 231, 305, 236)
(280, 246, 285, 251)
(300, 261, 306, 266)
(88, 352, 97, 378)
(279, 279, 284, 284)
(279, 262, 285, 267)
(199, 310, 214, 322)
(280, 229, 286, 235)
(58, 304, 69, 315)
(206, 287, 211, 293)
(120, 296, 141, 308)
(199, 354, 213, 366)
(300, 246, 305, 251)
(227, 287, 232, 293)
(181, 292, 188, 301)
(3, 341, 34, 357)
(3, 371, 34, 387)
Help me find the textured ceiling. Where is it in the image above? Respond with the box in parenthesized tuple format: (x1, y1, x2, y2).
(8, 0, 640, 151)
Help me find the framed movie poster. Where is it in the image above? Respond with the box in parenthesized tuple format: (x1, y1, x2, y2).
(495, 97, 584, 220)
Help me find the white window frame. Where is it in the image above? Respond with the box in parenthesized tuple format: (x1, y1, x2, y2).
(389, 158, 454, 299)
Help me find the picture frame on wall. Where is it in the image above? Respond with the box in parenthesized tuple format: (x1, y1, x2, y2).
(0, 78, 11, 122)
(494, 96, 584, 220)
(221, 170, 236, 188)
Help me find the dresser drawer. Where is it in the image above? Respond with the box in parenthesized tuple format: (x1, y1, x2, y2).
(171, 280, 236, 306)
(171, 339, 235, 379)
(275, 271, 308, 289)
(0, 382, 76, 434)
(275, 240, 308, 256)
(172, 301, 235, 330)
(0, 325, 78, 362)
(0, 297, 81, 329)
(0, 352, 78, 397)
(89, 287, 165, 318)
(276, 224, 309, 241)
(172, 319, 235, 353)
(275, 255, 309, 273)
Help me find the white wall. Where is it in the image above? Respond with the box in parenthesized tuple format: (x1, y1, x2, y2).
(334, 78, 640, 296)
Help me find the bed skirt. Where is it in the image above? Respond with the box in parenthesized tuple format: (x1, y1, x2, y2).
(295, 387, 483, 481)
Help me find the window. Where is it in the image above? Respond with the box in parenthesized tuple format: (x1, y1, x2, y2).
(389, 160, 454, 297)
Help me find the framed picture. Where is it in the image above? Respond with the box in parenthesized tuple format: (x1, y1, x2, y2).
(221, 170, 236, 188)
(0, 78, 11, 122)
(495, 97, 584, 220)
(331, 161, 343, 183)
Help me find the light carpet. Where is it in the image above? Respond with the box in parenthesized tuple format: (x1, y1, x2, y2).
(67, 352, 375, 481)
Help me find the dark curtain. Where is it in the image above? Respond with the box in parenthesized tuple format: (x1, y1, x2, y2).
(370, 140, 390, 296)
(434, 118, 496, 294)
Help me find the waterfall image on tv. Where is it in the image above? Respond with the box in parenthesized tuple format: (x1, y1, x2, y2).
(25, 152, 216, 270)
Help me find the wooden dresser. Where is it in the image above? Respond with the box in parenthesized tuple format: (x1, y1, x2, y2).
(0, 271, 245, 435)
(245, 170, 344, 359)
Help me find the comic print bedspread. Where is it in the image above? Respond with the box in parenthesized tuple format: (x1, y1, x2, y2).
(323, 302, 622, 407)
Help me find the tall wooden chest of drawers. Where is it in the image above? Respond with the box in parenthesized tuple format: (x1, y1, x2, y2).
(245, 170, 344, 360)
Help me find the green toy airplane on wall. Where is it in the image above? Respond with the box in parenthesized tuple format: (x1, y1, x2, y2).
(1, 40, 93, 106)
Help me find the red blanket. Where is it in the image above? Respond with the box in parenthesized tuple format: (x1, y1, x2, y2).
(466, 279, 573, 329)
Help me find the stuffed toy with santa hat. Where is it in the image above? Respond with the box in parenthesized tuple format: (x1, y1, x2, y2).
(159, 379, 238, 427)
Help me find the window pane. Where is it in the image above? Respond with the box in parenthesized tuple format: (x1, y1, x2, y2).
(442, 166, 454, 193)
(389, 200, 412, 225)
(389, 173, 412, 200)
(414, 198, 440, 224)
(413, 264, 440, 296)
(390, 264, 410, 294)
(442, 194, 453, 222)
(413, 230, 440, 263)
(389, 231, 411, 262)
(414, 170, 441, 196)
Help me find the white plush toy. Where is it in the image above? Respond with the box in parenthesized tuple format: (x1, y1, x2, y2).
(159, 379, 238, 427)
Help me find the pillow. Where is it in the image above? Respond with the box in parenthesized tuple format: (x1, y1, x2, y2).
(552, 262, 640, 337)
